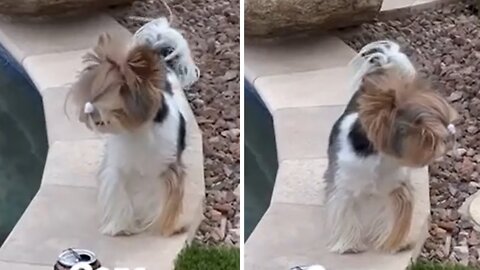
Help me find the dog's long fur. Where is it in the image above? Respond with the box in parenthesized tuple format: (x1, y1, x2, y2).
(324, 40, 457, 254)
(69, 19, 199, 236)
(134, 17, 200, 89)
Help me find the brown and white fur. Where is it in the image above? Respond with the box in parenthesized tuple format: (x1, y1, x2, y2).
(324, 40, 458, 254)
(68, 18, 199, 236)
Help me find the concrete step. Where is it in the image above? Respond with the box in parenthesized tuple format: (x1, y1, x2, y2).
(255, 67, 351, 112)
(245, 35, 356, 83)
(0, 261, 50, 270)
(0, 184, 203, 270)
(272, 106, 345, 161)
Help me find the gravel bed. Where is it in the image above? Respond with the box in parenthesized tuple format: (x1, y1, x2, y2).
(341, 0, 480, 266)
(110, 0, 240, 246)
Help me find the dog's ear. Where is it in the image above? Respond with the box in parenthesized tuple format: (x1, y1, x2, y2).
(358, 73, 398, 151)
(359, 73, 397, 115)
(87, 33, 112, 63)
(119, 45, 165, 127)
(120, 84, 161, 127)
(124, 45, 163, 87)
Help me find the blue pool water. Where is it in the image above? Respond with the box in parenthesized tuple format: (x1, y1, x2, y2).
(0, 45, 48, 244)
(244, 79, 278, 240)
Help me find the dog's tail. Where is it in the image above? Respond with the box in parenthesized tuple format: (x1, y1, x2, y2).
(349, 40, 416, 92)
(158, 161, 186, 236)
(134, 17, 200, 89)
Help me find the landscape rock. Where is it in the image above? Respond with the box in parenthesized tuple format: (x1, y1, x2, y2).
(245, 0, 382, 37)
(0, 0, 133, 19)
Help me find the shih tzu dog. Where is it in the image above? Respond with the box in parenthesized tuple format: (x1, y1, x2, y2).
(68, 18, 199, 236)
(324, 40, 458, 254)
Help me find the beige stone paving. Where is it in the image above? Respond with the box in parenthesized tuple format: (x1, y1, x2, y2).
(41, 139, 103, 188)
(0, 261, 51, 270)
(379, 0, 455, 18)
(255, 67, 351, 112)
(414, 0, 435, 4)
(460, 191, 480, 230)
(411, 0, 456, 10)
(42, 86, 99, 144)
(382, 0, 417, 11)
(23, 49, 88, 93)
(0, 14, 130, 63)
(271, 159, 328, 206)
(469, 194, 480, 227)
(245, 202, 428, 270)
(245, 36, 355, 83)
(273, 106, 345, 161)
(0, 185, 203, 270)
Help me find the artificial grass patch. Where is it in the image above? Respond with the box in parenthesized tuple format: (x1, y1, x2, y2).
(409, 260, 478, 270)
(174, 243, 240, 270)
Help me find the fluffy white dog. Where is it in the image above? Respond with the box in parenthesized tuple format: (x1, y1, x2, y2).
(69, 18, 199, 236)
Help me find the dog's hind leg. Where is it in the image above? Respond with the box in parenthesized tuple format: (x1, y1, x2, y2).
(376, 183, 414, 253)
(158, 160, 186, 236)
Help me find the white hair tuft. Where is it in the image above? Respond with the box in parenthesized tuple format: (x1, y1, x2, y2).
(349, 40, 416, 93)
(134, 17, 200, 89)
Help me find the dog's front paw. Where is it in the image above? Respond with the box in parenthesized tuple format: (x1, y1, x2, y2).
(99, 225, 125, 236)
(377, 240, 413, 254)
(329, 246, 367, 254)
(398, 242, 414, 252)
(328, 241, 367, 254)
(160, 223, 187, 237)
(383, 242, 413, 254)
(99, 221, 139, 237)
(100, 229, 126, 237)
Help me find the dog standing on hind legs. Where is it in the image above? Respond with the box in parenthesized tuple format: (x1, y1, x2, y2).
(68, 18, 200, 237)
(324, 40, 458, 254)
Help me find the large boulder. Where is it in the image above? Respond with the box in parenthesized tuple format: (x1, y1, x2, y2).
(245, 0, 383, 38)
(0, 0, 134, 20)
